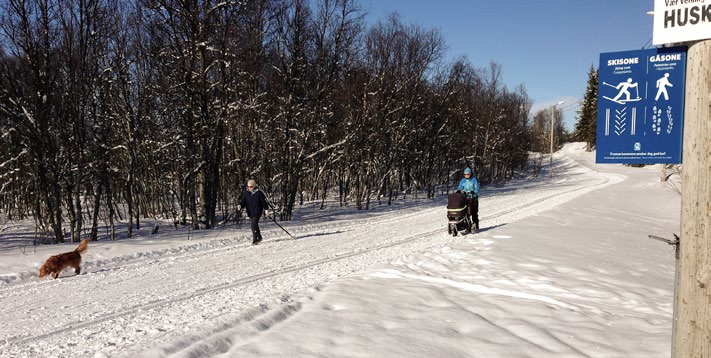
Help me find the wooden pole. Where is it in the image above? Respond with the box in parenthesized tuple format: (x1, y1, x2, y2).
(673, 39, 711, 358)
(549, 101, 563, 178)
(549, 105, 554, 177)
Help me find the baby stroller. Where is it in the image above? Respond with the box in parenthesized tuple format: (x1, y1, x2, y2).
(447, 191, 473, 236)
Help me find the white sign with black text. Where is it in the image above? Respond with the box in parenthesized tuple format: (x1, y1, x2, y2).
(653, 0, 711, 45)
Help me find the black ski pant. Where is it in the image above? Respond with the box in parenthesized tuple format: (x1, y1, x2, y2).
(250, 216, 263, 242)
(467, 196, 479, 226)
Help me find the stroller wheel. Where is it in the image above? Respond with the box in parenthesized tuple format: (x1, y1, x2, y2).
(448, 224, 452, 235)
(453, 228, 458, 237)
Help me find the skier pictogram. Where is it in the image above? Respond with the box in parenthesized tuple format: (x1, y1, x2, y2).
(602, 78, 641, 104)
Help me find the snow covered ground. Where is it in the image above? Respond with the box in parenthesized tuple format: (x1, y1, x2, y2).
(0, 143, 680, 357)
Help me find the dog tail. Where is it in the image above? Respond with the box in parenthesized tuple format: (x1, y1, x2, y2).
(74, 239, 89, 254)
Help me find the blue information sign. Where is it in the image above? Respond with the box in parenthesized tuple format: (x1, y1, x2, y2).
(596, 47, 686, 164)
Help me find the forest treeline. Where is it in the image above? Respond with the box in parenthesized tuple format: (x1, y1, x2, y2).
(0, 0, 541, 243)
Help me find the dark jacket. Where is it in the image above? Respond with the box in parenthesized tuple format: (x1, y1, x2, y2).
(239, 189, 269, 218)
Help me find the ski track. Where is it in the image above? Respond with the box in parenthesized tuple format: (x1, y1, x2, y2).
(0, 158, 619, 358)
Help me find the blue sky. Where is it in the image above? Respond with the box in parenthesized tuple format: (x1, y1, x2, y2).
(356, 0, 655, 130)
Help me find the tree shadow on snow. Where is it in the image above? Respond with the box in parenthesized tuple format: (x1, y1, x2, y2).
(476, 223, 506, 234)
(267, 230, 344, 244)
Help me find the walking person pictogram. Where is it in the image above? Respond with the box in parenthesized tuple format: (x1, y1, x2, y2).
(655, 73, 673, 101)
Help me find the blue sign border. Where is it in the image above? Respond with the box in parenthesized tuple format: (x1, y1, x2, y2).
(596, 47, 686, 164)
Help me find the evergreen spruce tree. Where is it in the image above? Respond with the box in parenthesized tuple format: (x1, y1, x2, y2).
(574, 65, 599, 151)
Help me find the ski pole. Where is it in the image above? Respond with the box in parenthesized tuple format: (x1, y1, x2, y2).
(268, 214, 296, 239)
(261, 191, 296, 239)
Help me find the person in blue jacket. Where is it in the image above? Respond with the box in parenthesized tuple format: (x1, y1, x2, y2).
(238, 179, 270, 245)
(457, 167, 480, 230)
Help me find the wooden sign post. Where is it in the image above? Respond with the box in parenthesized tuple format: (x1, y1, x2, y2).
(673, 39, 711, 358)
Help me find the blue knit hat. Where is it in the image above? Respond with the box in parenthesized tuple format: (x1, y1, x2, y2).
(464, 167, 472, 174)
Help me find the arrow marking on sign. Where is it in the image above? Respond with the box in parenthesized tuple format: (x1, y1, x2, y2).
(614, 107, 628, 135)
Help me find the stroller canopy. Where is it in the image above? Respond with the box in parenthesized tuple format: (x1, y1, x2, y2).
(447, 192, 468, 211)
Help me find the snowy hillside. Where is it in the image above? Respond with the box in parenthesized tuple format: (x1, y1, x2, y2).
(0, 144, 680, 357)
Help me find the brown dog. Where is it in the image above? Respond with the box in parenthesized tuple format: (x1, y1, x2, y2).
(38, 239, 89, 279)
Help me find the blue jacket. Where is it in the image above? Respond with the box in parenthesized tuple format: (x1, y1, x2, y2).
(457, 177, 480, 197)
(239, 189, 269, 218)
